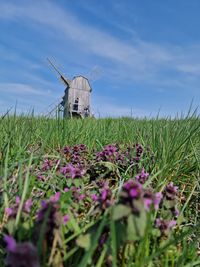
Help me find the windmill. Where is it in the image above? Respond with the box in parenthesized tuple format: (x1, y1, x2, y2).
(46, 58, 95, 118)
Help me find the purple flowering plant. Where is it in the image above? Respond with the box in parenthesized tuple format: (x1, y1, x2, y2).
(1, 142, 191, 267)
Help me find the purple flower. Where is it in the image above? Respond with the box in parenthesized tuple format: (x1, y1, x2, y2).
(96, 144, 119, 162)
(63, 214, 70, 225)
(122, 180, 143, 200)
(16, 196, 21, 204)
(130, 188, 139, 198)
(136, 144, 143, 157)
(153, 192, 163, 210)
(24, 199, 32, 213)
(35, 200, 60, 247)
(78, 194, 85, 201)
(5, 207, 13, 217)
(37, 174, 44, 180)
(95, 184, 114, 209)
(91, 194, 98, 201)
(50, 192, 60, 203)
(144, 198, 153, 211)
(41, 200, 47, 209)
(60, 164, 85, 179)
(64, 187, 69, 192)
(41, 159, 52, 171)
(155, 218, 176, 235)
(164, 182, 178, 200)
(121, 179, 163, 214)
(63, 146, 71, 154)
(101, 189, 108, 200)
(4, 239, 40, 267)
(170, 206, 180, 217)
(135, 168, 149, 184)
(4, 235, 16, 252)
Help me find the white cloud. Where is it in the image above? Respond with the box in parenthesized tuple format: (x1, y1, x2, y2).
(176, 64, 200, 75)
(0, 0, 200, 116)
(0, 82, 62, 115)
(1, 0, 200, 85)
(0, 82, 49, 95)
(0, 1, 172, 69)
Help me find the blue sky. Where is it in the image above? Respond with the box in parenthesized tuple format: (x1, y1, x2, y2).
(0, 0, 200, 117)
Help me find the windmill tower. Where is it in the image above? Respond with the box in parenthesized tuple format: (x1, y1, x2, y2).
(47, 58, 92, 118)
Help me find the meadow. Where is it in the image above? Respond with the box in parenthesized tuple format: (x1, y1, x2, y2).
(0, 113, 200, 266)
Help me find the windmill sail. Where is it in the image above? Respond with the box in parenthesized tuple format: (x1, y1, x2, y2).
(47, 58, 71, 86)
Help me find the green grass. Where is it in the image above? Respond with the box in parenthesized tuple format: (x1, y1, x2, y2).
(0, 114, 200, 266)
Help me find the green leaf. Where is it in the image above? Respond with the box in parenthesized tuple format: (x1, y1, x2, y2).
(164, 200, 177, 209)
(76, 234, 91, 250)
(133, 200, 147, 237)
(6, 219, 15, 234)
(127, 201, 147, 241)
(127, 214, 138, 241)
(73, 178, 82, 187)
(66, 179, 72, 187)
(112, 204, 131, 220)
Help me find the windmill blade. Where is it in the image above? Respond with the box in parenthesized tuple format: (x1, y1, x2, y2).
(87, 66, 102, 83)
(47, 58, 71, 86)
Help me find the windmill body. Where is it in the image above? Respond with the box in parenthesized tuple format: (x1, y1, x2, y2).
(47, 59, 93, 118)
(61, 76, 92, 118)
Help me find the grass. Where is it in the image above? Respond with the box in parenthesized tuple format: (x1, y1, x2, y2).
(0, 113, 200, 266)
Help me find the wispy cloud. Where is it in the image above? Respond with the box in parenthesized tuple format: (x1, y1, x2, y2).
(0, 82, 51, 95)
(0, 0, 200, 116)
(176, 63, 200, 75)
(0, 1, 173, 69)
(0, 82, 61, 114)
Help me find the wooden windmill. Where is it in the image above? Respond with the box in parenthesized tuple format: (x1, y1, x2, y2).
(47, 58, 92, 118)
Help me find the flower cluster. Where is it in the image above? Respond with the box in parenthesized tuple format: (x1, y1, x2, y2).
(164, 182, 178, 200)
(126, 143, 144, 164)
(95, 143, 145, 169)
(135, 168, 149, 184)
(155, 218, 177, 235)
(120, 179, 162, 214)
(96, 144, 120, 162)
(60, 164, 85, 179)
(5, 196, 32, 219)
(4, 235, 39, 267)
(33, 192, 65, 247)
(63, 144, 88, 165)
(1, 142, 183, 266)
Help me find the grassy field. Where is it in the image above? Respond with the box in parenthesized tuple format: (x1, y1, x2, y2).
(0, 114, 200, 266)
